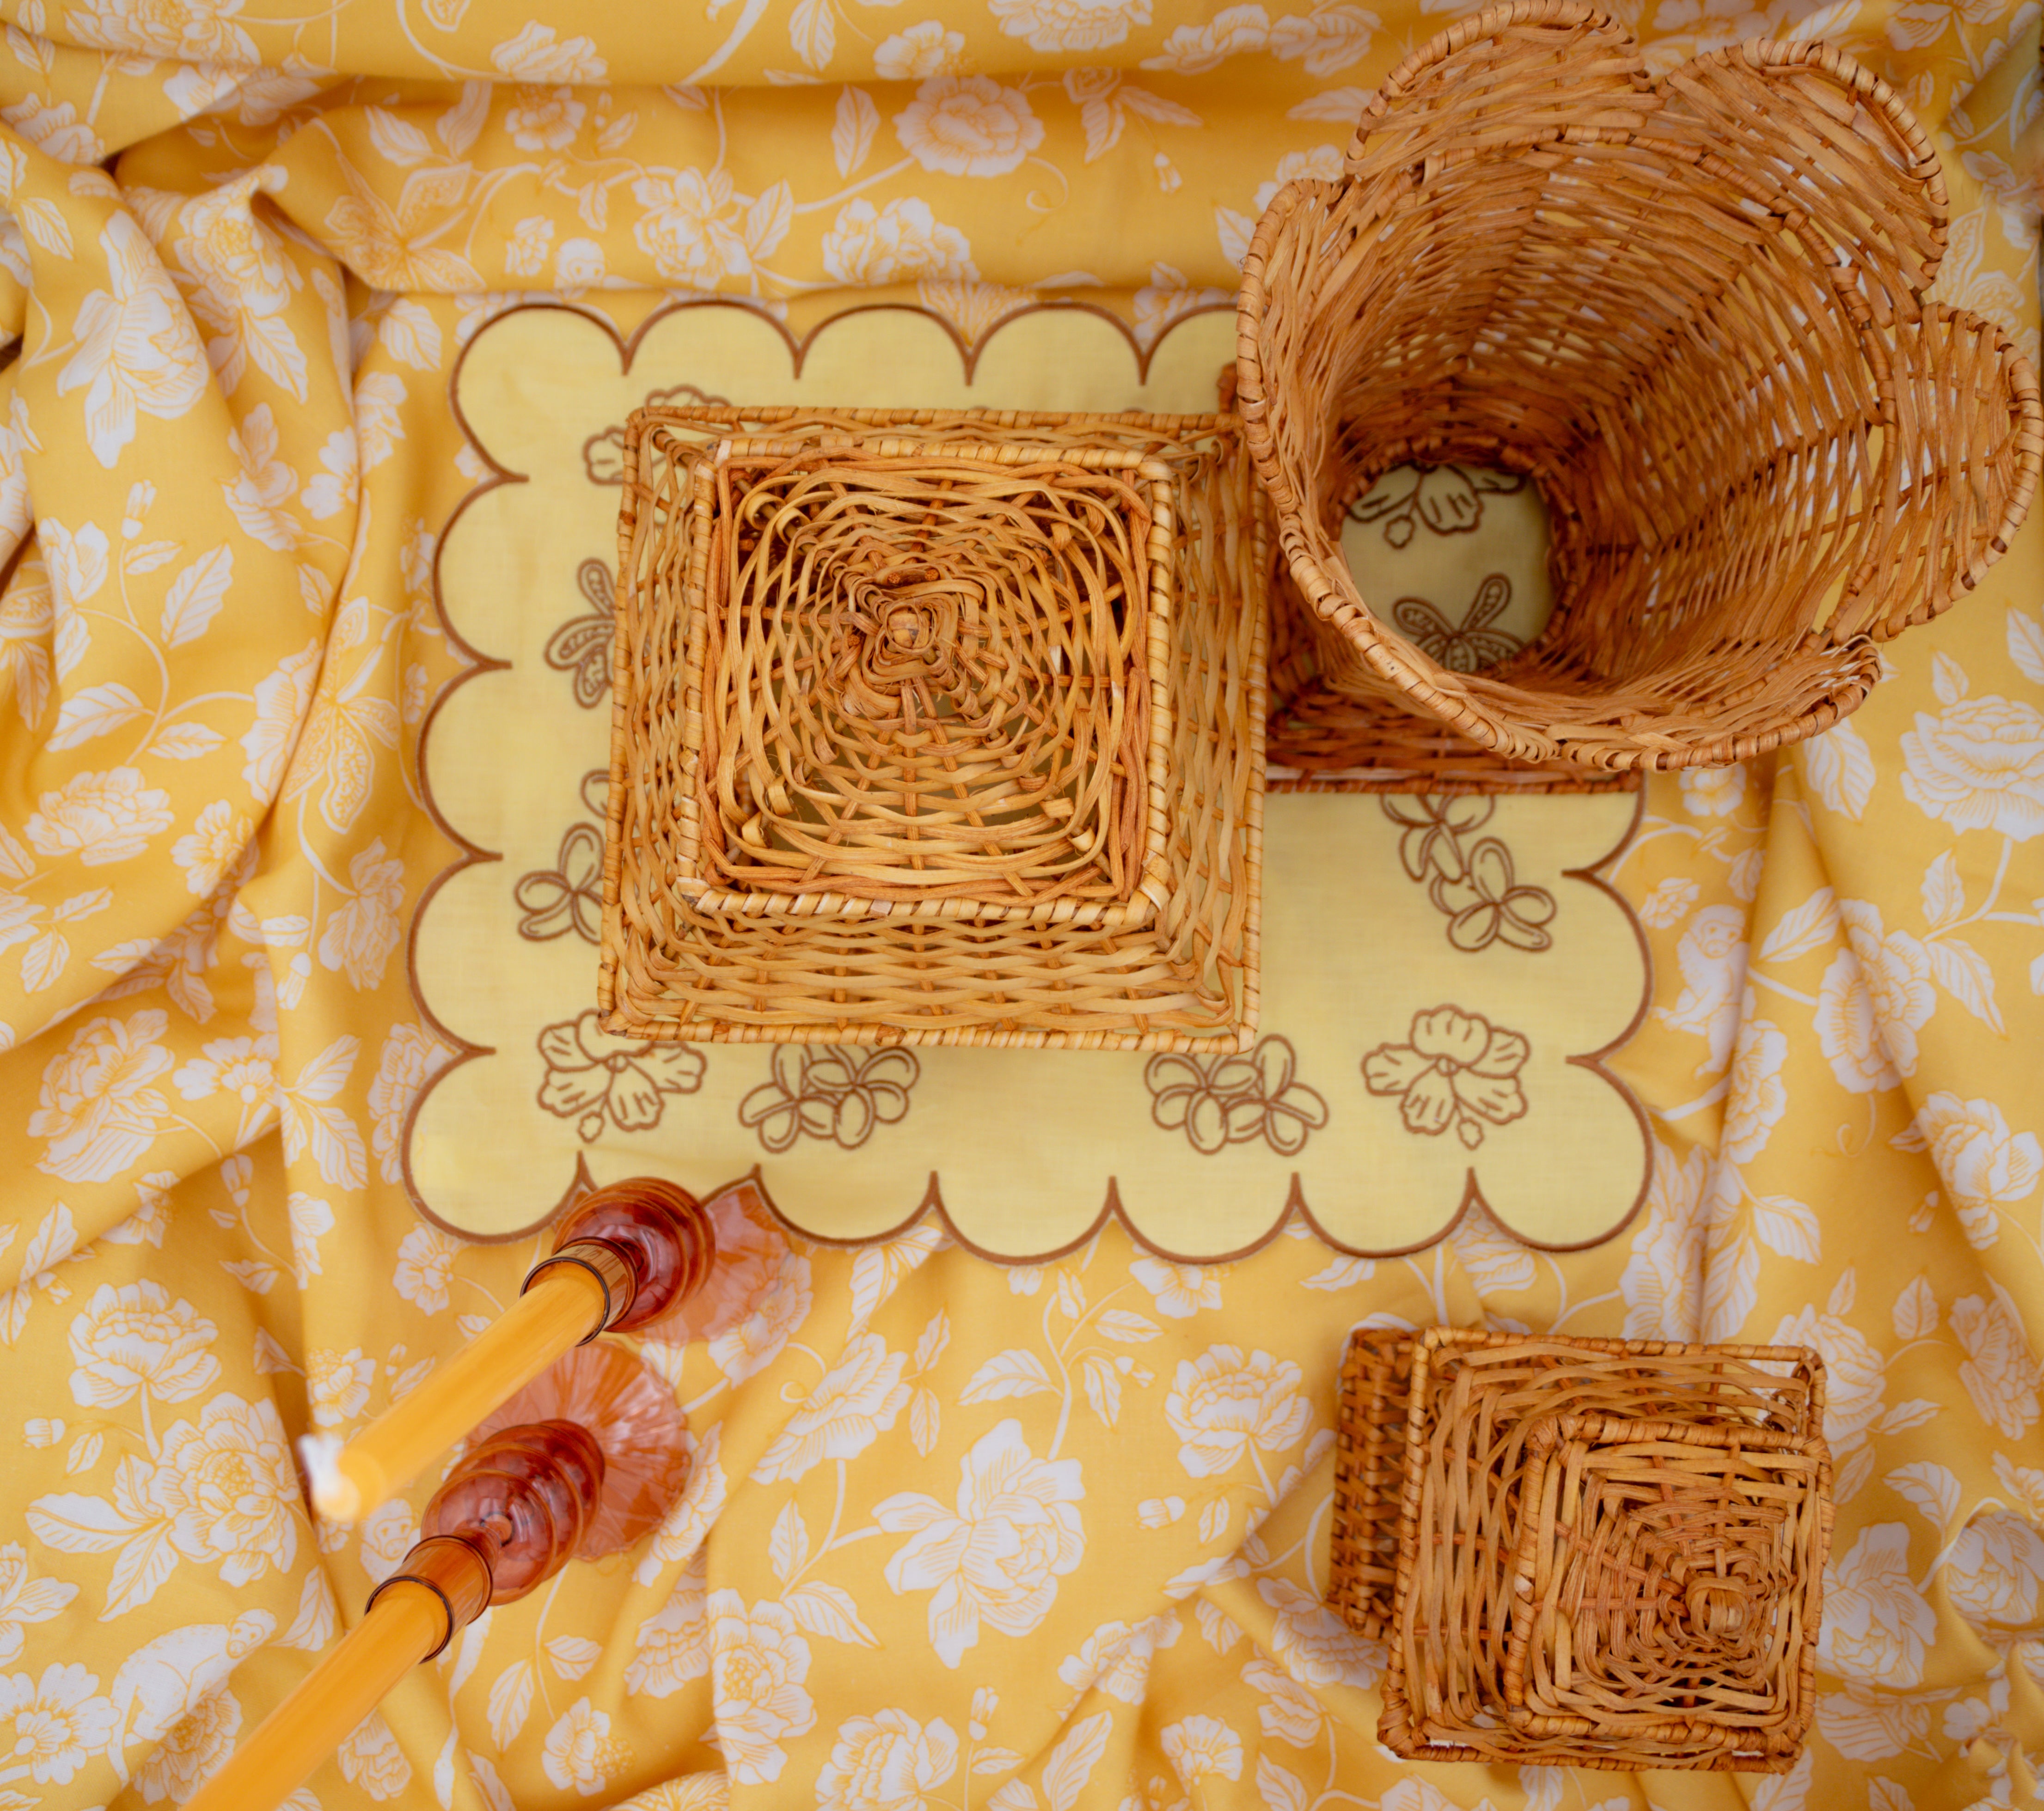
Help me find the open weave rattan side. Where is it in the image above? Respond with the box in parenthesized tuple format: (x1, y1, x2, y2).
(1264, 567, 1639, 794)
(1333, 1327, 1833, 1771)
(601, 407, 1266, 1049)
(1328, 1330, 1416, 1638)
(1236, 0, 2042, 772)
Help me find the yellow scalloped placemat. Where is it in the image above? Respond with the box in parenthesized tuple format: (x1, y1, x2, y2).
(411, 301, 1650, 1257)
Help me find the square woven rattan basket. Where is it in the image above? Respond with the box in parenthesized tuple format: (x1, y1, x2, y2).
(1331, 1327, 1834, 1772)
(672, 439, 1178, 928)
(1236, 0, 2042, 773)
(600, 407, 1267, 1049)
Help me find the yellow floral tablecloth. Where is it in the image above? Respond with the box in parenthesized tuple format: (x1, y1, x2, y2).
(0, 1, 2037, 1808)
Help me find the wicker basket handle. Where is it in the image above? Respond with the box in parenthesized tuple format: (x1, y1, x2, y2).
(1345, 0, 1652, 182)
(1832, 302, 2043, 645)
(1657, 40, 1948, 313)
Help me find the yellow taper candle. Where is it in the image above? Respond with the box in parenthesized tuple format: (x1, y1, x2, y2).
(303, 1258, 612, 1521)
(190, 1409, 672, 1811)
(183, 1549, 473, 1811)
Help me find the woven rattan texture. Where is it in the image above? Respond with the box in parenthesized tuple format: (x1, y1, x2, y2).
(675, 441, 1177, 924)
(1236, 0, 2042, 772)
(1332, 1327, 1833, 1771)
(602, 407, 1266, 1048)
(1264, 568, 1638, 794)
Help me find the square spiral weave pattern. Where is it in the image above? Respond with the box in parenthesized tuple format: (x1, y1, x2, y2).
(675, 440, 1176, 926)
(1236, 0, 2041, 771)
(1333, 1328, 1833, 1771)
(601, 407, 1266, 1048)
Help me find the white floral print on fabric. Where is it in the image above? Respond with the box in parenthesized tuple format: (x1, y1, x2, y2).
(1820, 1523, 1938, 1689)
(1814, 901, 1934, 1094)
(875, 22, 967, 77)
(1952, 1282, 2044, 1439)
(815, 1709, 958, 1811)
(1900, 657, 2044, 839)
(1057, 1612, 1180, 1705)
(67, 1280, 219, 1409)
(893, 78, 1044, 177)
(706, 1590, 815, 1785)
(876, 1419, 1084, 1667)
(1657, 903, 1750, 1074)
(0, 1663, 118, 1787)
(751, 1332, 910, 1483)
(626, 1549, 708, 1697)
(1945, 1508, 2044, 1634)
(1130, 1254, 1225, 1319)
(820, 198, 974, 287)
(1164, 1345, 1311, 1479)
(56, 213, 210, 468)
(0, 1547, 76, 1666)
(542, 1698, 631, 1796)
(26, 768, 176, 866)
(990, 0, 1151, 52)
(1896, 1093, 2043, 1251)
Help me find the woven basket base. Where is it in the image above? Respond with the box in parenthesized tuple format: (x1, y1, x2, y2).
(602, 404, 1265, 1049)
(1264, 459, 1640, 794)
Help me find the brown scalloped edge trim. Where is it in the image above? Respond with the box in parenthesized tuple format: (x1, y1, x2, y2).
(405, 295, 1655, 1263)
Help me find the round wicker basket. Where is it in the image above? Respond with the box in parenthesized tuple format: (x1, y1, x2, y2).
(1236, 0, 2041, 771)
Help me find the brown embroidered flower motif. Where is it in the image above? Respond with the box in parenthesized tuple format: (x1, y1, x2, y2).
(1392, 573, 1524, 674)
(581, 383, 729, 484)
(1378, 796, 1557, 954)
(1429, 839, 1556, 953)
(515, 822, 604, 943)
(1145, 1036, 1328, 1156)
(1382, 793, 1494, 885)
(739, 1047, 920, 1153)
(537, 1012, 706, 1143)
(1348, 465, 1524, 548)
(543, 559, 615, 708)
(1363, 1007, 1529, 1150)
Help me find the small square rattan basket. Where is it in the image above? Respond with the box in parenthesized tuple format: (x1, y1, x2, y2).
(600, 407, 1267, 1049)
(1332, 1327, 1834, 1772)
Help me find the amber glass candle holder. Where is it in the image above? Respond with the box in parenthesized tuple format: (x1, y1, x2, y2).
(193, 1406, 669, 1811)
(304, 1176, 717, 1523)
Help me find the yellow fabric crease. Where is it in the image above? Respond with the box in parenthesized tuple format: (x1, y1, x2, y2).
(0, 0, 2036, 1808)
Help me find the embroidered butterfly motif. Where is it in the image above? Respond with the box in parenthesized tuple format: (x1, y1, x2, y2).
(1392, 574, 1525, 675)
(515, 822, 605, 943)
(545, 558, 614, 708)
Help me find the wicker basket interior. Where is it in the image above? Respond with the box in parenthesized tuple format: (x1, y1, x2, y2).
(600, 407, 1266, 1049)
(674, 440, 1177, 927)
(1238, 0, 2041, 769)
